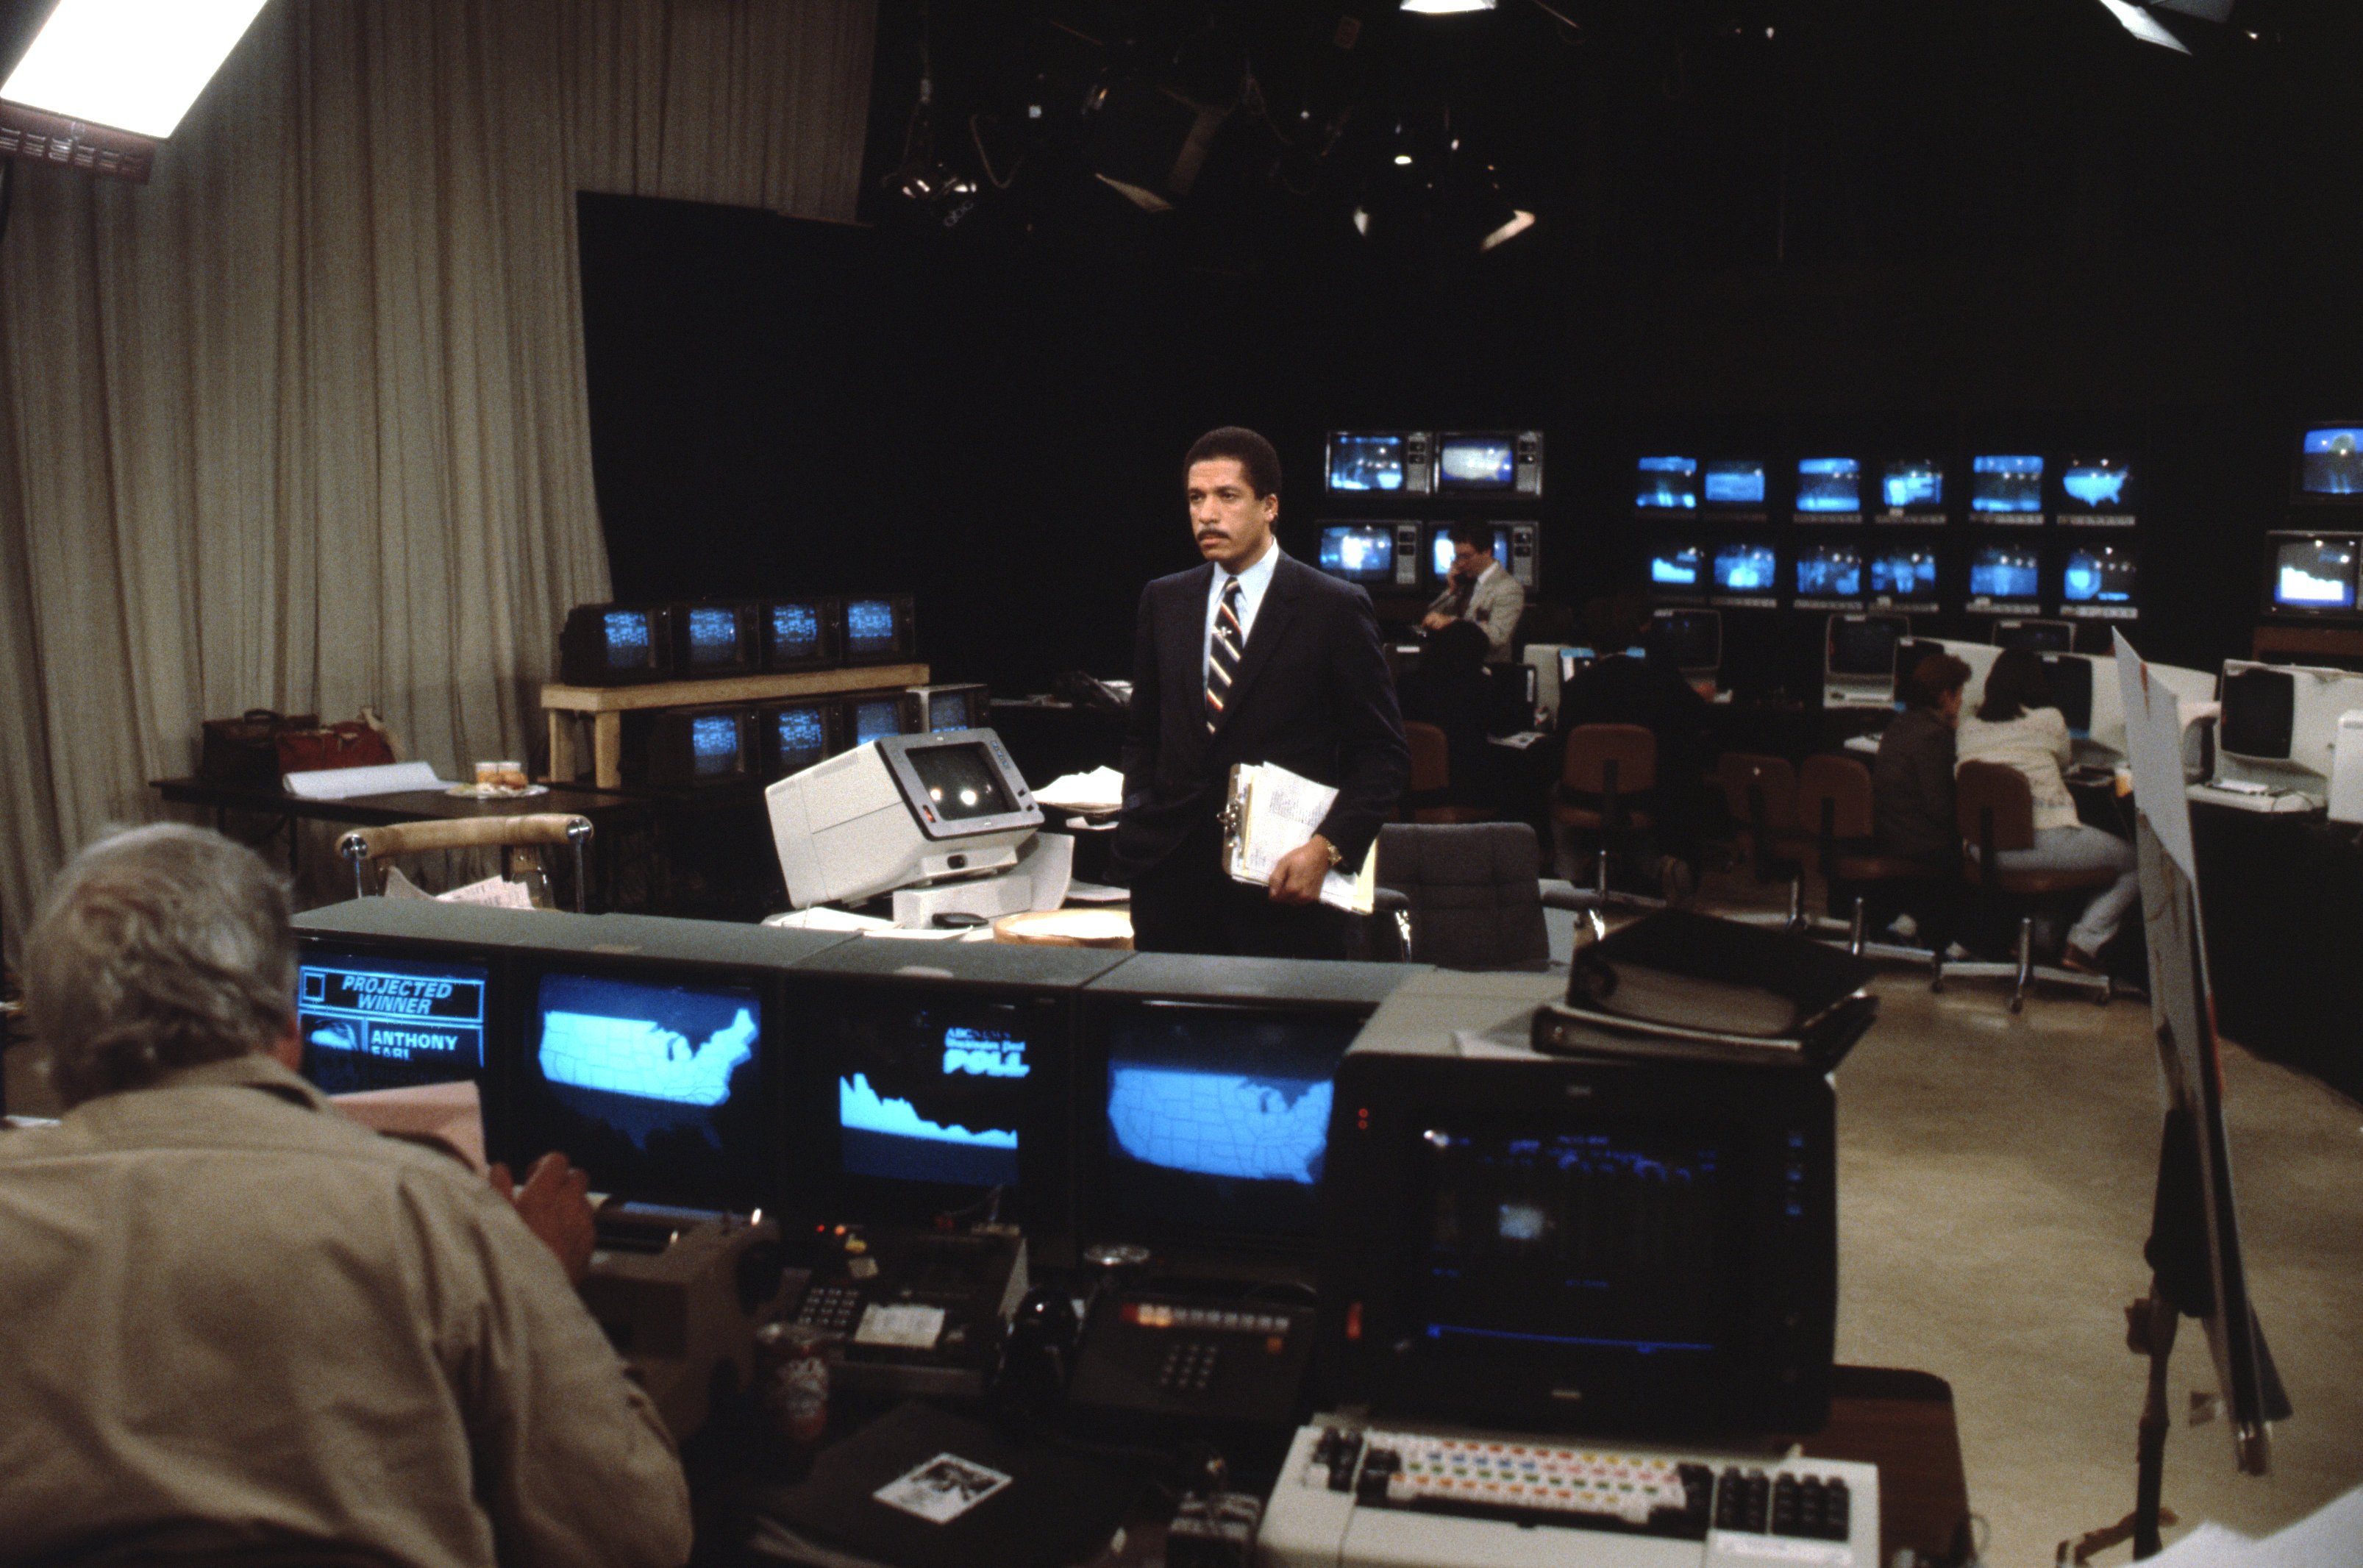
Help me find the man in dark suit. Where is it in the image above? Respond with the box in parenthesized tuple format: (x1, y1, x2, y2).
(1114, 427, 1409, 958)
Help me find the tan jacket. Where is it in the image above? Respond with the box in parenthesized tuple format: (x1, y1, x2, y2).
(0, 1054, 691, 1568)
(1427, 561, 1527, 663)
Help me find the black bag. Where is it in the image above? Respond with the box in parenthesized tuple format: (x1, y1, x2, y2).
(199, 709, 320, 791)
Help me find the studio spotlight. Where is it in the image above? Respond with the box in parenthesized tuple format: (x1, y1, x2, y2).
(1085, 79, 1232, 213)
(1400, 0, 1498, 13)
(2093, 0, 2234, 54)
(0, 0, 270, 182)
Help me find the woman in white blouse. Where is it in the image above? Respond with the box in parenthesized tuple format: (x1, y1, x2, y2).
(1953, 649, 2139, 972)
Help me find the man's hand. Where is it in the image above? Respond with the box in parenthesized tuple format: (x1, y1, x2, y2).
(491, 1151, 596, 1284)
(1420, 610, 1453, 631)
(1269, 835, 1336, 905)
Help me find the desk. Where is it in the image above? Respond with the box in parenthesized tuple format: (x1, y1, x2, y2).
(543, 665, 930, 788)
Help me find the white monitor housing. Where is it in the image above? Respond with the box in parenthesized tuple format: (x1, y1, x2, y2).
(766, 729, 1043, 909)
(2212, 660, 2363, 797)
(1824, 613, 1909, 709)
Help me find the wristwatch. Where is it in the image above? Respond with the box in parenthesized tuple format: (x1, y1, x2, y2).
(1323, 840, 1344, 869)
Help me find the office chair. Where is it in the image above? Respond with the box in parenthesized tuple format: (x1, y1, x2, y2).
(338, 815, 594, 913)
(1401, 721, 1495, 824)
(1939, 763, 2114, 1012)
(1793, 754, 1946, 963)
(1365, 822, 1597, 968)
(1716, 752, 1812, 931)
(1553, 724, 1661, 908)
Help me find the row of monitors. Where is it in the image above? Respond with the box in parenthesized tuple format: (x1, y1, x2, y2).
(1635, 454, 2135, 524)
(1647, 536, 2137, 619)
(1315, 521, 1538, 591)
(1323, 430, 1544, 497)
(289, 903, 1405, 1261)
(558, 595, 918, 688)
(641, 683, 986, 791)
(2267, 532, 2363, 616)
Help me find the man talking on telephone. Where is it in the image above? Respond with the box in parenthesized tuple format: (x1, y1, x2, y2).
(1419, 521, 1525, 663)
(1113, 427, 1408, 958)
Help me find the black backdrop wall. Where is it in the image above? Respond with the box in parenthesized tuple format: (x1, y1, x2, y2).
(577, 0, 2363, 703)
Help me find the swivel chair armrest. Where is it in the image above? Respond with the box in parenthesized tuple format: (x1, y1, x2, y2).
(1538, 879, 1598, 913)
(1365, 885, 1414, 964)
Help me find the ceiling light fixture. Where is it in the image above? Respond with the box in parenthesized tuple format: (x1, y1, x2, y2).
(1, 0, 268, 139)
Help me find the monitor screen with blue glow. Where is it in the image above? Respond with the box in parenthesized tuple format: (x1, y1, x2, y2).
(771, 602, 824, 661)
(927, 690, 976, 732)
(2061, 546, 2136, 606)
(513, 970, 767, 1211)
(2272, 535, 2359, 610)
(850, 696, 906, 747)
(774, 704, 830, 774)
(684, 606, 741, 668)
(1970, 544, 2042, 600)
(2059, 457, 2134, 513)
(1971, 455, 2045, 515)
(296, 949, 489, 1094)
(2300, 427, 2363, 498)
(1881, 460, 1944, 510)
(1319, 524, 1397, 583)
(1711, 542, 1777, 594)
(1436, 437, 1516, 489)
(602, 609, 655, 672)
(1636, 456, 1699, 510)
(1329, 435, 1406, 492)
(838, 1014, 1027, 1189)
(1794, 458, 1861, 514)
(691, 713, 744, 778)
(1099, 1002, 1368, 1242)
(1430, 527, 1510, 578)
(1650, 543, 1704, 588)
(844, 598, 902, 657)
(1703, 460, 1767, 507)
(1794, 544, 1861, 598)
(1869, 546, 1939, 598)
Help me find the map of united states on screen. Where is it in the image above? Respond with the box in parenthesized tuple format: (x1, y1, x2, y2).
(1108, 1066, 1330, 1184)
(539, 1007, 755, 1105)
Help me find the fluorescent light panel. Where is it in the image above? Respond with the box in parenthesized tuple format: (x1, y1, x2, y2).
(1, 0, 270, 139)
(1402, 0, 1498, 13)
(2093, 0, 2192, 53)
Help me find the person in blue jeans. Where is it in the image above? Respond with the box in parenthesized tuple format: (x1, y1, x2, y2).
(1953, 649, 2139, 972)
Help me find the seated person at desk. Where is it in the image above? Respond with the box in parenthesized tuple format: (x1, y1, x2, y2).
(1555, 589, 1712, 899)
(0, 824, 691, 1568)
(1955, 649, 2139, 973)
(1420, 521, 1525, 663)
(1400, 619, 1505, 810)
(1872, 652, 1971, 947)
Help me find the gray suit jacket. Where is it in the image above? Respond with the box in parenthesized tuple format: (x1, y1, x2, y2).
(1429, 563, 1526, 662)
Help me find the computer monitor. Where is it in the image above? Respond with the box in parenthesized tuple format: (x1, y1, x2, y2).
(672, 602, 758, 677)
(1647, 540, 1706, 594)
(1826, 613, 1906, 684)
(1635, 455, 1700, 512)
(1433, 430, 1542, 495)
(1323, 1023, 1838, 1435)
(1793, 457, 1863, 518)
(1876, 458, 1946, 521)
(646, 707, 754, 791)
(759, 699, 840, 783)
(2266, 532, 2360, 614)
(910, 683, 989, 735)
(844, 691, 917, 749)
(2039, 652, 2096, 737)
(762, 597, 841, 671)
(1793, 541, 1864, 602)
(1426, 523, 1509, 583)
(2057, 455, 2136, 524)
(1970, 455, 2045, 519)
(1992, 618, 2075, 652)
(767, 729, 1044, 908)
(1648, 607, 1722, 675)
(558, 604, 674, 686)
(2215, 660, 2363, 783)
(1967, 542, 2042, 611)
(2295, 423, 2363, 502)
(1867, 542, 1941, 607)
(1701, 458, 1767, 514)
(840, 594, 918, 666)
(1708, 540, 1778, 603)
(294, 944, 492, 1094)
(2059, 542, 2138, 620)
(1318, 524, 1401, 586)
(1323, 432, 1408, 493)
(507, 963, 771, 1213)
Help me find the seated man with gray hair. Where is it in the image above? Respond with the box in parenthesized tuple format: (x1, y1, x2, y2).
(0, 824, 692, 1568)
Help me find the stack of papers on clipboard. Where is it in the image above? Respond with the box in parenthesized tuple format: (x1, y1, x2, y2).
(1221, 761, 1377, 915)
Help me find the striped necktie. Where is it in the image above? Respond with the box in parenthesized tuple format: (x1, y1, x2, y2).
(1207, 575, 1244, 733)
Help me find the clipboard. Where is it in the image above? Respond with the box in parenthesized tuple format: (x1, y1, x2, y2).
(1218, 761, 1378, 914)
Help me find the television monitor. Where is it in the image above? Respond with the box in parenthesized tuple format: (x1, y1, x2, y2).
(558, 604, 674, 687)
(1793, 457, 1863, 518)
(1701, 458, 1767, 512)
(1324, 1017, 1838, 1435)
(767, 729, 1044, 908)
(1426, 523, 1509, 582)
(844, 691, 917, 749)
(2295, 424, 2363, 501)
(840, 594, 918, 666)
(1317, 524, 1400, 585)
(1992, 619, 2075, 653)
(1826, 614, 1906, 683)
(646, 707, 753, 790)
(1434, 430, 1542, 495)
(2039, 653, 2096, 737)
(1635, 455, 1700, 511)
(2059, 543, 2139, 619)
(2267, 533, 2361, 613)
(2058, 456, 2136, 523)
(1867, 543, 1941, 605)
(1327, 432, 1408, 493)
(1649, 607, 1722, 674)
(1648, 541, 1706, 591)
(1967, 542, 2042, 608)
(507, 965, 770, 1212)
(1970, 455, 2045, 518)
(2218, 664, 2298, 763)
(910, 683, 990, 734)
(294, 947, 491, 1095)
(1709, 541, 1778, 598)
(672, 602, 757, 677)
(762, 597, 841, 671)
(1793, 541, 1864, 601)
(1877, 458, 1946, 521)
(760, 699, 839, 782)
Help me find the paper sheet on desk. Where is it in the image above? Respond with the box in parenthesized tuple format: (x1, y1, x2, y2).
(1222, 761, 1377, 914)
(284, 760, 453, 799)
(2139, 1484, 2363, 1567)
(1032, 766, 1127, 814)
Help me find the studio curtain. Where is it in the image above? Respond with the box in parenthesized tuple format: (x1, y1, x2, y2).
(0, 0, 877, 958)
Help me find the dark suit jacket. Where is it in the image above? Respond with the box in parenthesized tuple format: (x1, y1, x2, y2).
(1115, 553, 1410, 880)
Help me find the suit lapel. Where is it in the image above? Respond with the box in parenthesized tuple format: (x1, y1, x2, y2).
(1214, 555, 1300, 734)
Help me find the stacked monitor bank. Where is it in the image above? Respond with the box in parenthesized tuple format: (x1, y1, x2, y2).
(639, 683, 989, 792)
(2264, 421, 2363, 619)
(560, 595, 919, 687)
(1314, 430, 1542, 595)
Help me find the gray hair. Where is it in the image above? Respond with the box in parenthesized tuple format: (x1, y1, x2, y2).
(26, 824, 296, 1108)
